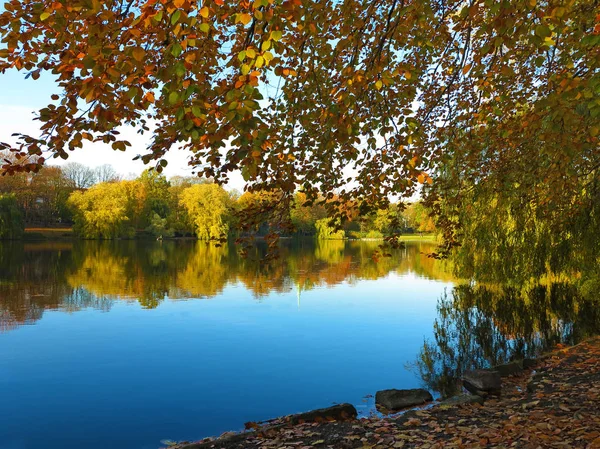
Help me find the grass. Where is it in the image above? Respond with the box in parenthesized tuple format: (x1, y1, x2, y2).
(397, 233, 437, 242)
(24, 227, 74, 239)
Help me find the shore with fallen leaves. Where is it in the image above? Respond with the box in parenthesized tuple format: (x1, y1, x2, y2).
(171, 337, 600, 449)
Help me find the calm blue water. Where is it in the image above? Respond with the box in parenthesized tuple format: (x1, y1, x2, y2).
(0, 240, 451, 449)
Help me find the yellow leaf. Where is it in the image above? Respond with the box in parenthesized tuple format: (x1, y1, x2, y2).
(246, 48, 256, 59)
(199, 6, 209, 18)
(173, 0, 185, 7)
(375, 80, 383, 90)
(255, 56, 264, 68)
(241, 64, 250, 75)
(85, 88, 95, 103)
(238, 13, 252, 25)
(40, 12, 51, 21)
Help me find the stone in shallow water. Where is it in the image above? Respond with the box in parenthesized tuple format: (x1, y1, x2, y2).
(286, 403, 358, 424)
(493, 360, 524, 377)
(463, 369, 502, 395)
(375, 388, 433, 411)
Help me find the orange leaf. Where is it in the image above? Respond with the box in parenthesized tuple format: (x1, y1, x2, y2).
(132, 47, 145, 62)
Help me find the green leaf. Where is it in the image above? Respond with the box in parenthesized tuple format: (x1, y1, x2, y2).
(171, 10, 181, 25)
(169, 91, 180, 104)
(171, 43, 183, 57)
(83, 56, 96, 69)
(535, 25, 551, 39)
(199, 23, 210, 33)
(192, 106, 202, 117)
(127, 87, 138, 100)
(175, 62, 186, 77)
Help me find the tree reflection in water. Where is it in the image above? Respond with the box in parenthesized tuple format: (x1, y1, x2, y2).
(415, 281, 600, 398)
(0, 239, 446, 332)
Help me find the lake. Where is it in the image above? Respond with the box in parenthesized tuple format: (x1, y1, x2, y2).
(0, 239, 597, 449)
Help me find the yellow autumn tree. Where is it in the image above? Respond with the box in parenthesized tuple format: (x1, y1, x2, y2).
(179, 183, 232, 240)
(68, 181, 146, 239)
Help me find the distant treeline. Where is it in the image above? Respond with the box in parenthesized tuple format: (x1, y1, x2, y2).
(0, 160, 435, 240)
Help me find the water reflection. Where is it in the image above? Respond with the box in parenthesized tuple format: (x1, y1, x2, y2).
(0, 239, 446, 332)
(415, 281, 600, 398)
(4, 238, 596, 403)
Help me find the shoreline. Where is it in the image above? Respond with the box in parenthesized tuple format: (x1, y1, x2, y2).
(168, 337, 600, 449)
(14, 229, 437, 243)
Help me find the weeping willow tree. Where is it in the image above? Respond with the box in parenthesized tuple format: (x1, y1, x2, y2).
(0, 194, 24, 239)
(179, 183, 233, 240)
(68, 181, 146, 239)
(425, 119, 600, 290)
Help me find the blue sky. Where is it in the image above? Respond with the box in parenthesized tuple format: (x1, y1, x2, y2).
(0, 68, 246, 189)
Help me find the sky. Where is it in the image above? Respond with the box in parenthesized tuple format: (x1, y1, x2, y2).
(0, 69, 247, 191)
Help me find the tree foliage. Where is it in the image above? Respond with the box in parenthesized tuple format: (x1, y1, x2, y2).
(0, 194, 24, 239)
(68, 180, 145, 239)
(146, 212, 174, 238)
(138, 169, 172, 226)
(290, 191, 327, 235)
(1, 0, 597, 247)
(405, 202, 436, 234)
(179, 183, 232, 240)
(0, 152, 123, 225)
(315, 217, 346, 240)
